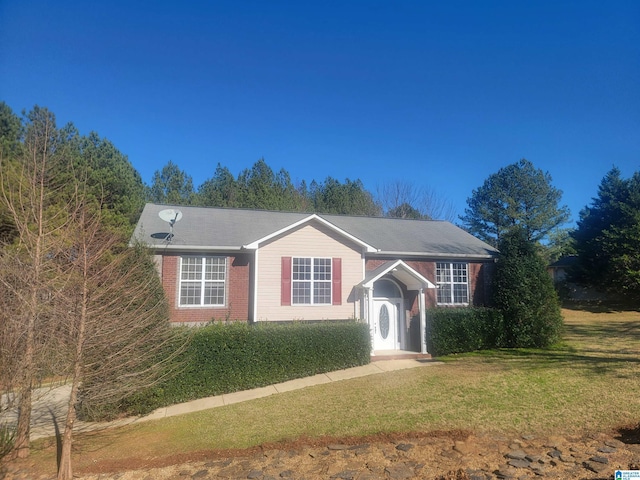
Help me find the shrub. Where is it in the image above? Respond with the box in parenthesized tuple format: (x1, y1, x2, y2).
(118, 320, 370, 417)
(427, 307, 504, 356)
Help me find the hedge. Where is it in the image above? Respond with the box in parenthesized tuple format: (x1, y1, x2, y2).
(427, 307, 504, 356)
(111, 320, 371, 418)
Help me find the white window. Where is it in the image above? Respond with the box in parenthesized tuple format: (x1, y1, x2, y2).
(292, 257, 332, 305)
(179, 256, 226, 306)
(436, 262, 469, 305)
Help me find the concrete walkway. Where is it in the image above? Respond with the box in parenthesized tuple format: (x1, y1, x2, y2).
(1, 358, 440, 441)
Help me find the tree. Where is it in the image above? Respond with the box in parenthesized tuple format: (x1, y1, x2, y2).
(74, 132, 146, 229)
(0, 103, 22, 244)
(0, 102, 21, 155)
(0, 106, 72, 457)
(310, 177, 381, 216)
(55, 203, 175, 480)
(377, 180, 457, 220)
(235, 158, 301, 211)
(197, 163, 240, 207)
(0, 104, 179, 476)
(460, 159, 570, 246)
(571, 167, 640, 301)
(147, 160, 195, 205)
(492, 227, 563, 347)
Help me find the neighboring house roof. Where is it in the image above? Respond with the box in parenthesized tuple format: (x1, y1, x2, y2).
(133, 203, 499, 259)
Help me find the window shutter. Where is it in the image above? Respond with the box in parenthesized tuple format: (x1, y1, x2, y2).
(281, 256, 292, 306)
(332, 258, 342, 305)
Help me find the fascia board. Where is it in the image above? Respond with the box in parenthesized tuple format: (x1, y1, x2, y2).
(243, 214, 377, 252)
(361, 259, 435, 289)
(372, 251, 497, 259)
(150, 245, 244, 252)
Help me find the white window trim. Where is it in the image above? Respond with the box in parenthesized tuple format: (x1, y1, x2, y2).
(292, 257, 332, 306)
(179, 256, 227, 307)
(436, 262, 469, 306)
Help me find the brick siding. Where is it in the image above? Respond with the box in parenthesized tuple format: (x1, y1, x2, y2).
(161, 253, 251, 324)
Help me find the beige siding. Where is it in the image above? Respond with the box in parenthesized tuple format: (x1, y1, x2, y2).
(257, 222, 363, 321)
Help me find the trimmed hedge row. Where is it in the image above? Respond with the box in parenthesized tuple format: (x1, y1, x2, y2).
(119, 320, 371, 417)
(427, 307, 504, 356)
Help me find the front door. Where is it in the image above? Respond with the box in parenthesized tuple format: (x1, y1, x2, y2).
(373, 299, 399, 350)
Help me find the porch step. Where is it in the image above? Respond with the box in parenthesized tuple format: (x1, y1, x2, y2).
(371, 350, 432, 361)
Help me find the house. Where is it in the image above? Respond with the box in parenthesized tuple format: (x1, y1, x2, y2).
(133, 203, 499, 356)
(548, 255, 578, 283)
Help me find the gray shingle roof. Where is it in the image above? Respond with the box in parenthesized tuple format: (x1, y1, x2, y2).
(133, 203, 498, 258)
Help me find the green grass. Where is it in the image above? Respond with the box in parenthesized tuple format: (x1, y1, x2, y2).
(28, 307, 640, 472)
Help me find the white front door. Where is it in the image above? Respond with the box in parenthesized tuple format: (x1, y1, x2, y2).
(373, 299, 399, 350)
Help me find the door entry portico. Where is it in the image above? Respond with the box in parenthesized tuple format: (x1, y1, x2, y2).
(359, 260, 436, 355)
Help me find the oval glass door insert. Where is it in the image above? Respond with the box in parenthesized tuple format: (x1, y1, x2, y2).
(379, 304, 390, 339)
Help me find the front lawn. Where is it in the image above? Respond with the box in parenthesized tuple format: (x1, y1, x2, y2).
(22, 307, 640, 474)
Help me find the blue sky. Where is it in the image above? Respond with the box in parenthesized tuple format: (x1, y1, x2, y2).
(1, 0, 638, 225)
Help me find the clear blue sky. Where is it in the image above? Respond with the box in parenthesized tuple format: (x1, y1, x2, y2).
(1, 0, 638, 225)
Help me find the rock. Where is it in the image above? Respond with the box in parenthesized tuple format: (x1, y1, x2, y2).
(494, 468, 517, 479)
(605, 439, 625, 448)
(384, 464, 416, 479)
(247, 470, 263, 479)
(348, 444, 369, 451)
(507, 459, 530, 469)
(598, 445, 617, 453)
(583, 461, 608, 473)
(589, 455, 609, 464)
(396, 443, 414, 452)
(279, 471, 294, 478)
(327, 444, 350, 451)
(191, 470, 209, 478)
(506, 450, 527, 460)
(547, 449, 562, 458)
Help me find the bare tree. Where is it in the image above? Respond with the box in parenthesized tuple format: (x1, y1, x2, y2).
(0, 107, 72, 458)
(54, 201, 176, 480)
(377, 180, 458, 222)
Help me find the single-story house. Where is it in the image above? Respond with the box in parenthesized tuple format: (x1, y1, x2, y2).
(133, 204, 499, 356)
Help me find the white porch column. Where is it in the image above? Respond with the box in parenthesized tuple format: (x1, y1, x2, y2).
(365, 287, 375, 356)
(419, 288, 427, 354)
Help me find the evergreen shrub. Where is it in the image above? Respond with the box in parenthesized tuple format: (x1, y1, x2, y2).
(492, 228, 564, 348)
(122, 320, 370, 416)
(427, 307, 504, 356)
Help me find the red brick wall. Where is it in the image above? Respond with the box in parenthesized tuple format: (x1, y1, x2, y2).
(365, 257, 494, 315)
(161, 253, 251, 324)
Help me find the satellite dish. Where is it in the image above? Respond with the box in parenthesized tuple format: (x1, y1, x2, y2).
(158, 209, 183, 226)
(158, 209, 183, 243)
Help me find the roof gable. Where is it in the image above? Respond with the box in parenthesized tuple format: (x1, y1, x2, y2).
(360, 260, 436, 290)
(243, 214, 376, 252)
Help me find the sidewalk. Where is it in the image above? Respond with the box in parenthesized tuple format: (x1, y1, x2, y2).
(1, 358, 440, 440)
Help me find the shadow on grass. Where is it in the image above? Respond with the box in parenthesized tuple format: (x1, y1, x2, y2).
(563, 301, 640, 314)
(448, 318, 640, 378)
(565, 320, 640, 340)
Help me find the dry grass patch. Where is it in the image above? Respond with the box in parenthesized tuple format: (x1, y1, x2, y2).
(22, 307, 640, 474)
